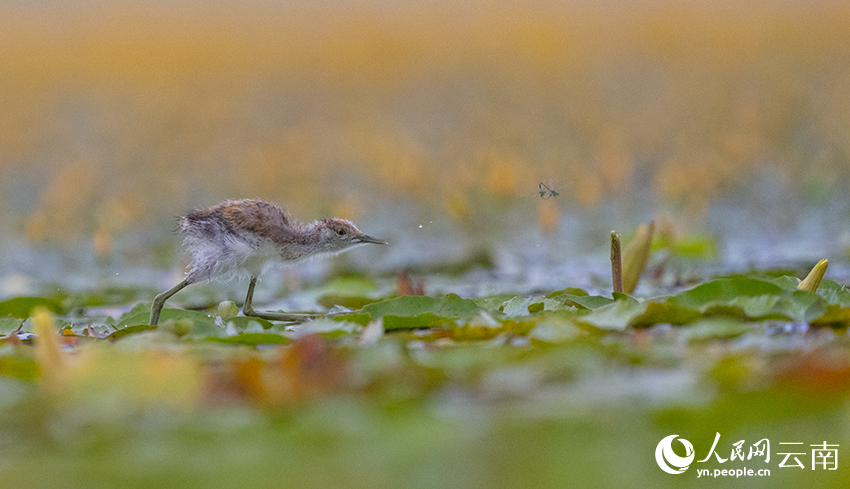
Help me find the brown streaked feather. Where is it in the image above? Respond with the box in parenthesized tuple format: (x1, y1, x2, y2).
(182, 199, 295, 244)
(220, 199, 292, 241)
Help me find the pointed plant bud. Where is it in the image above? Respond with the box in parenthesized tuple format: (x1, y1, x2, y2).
(797, 259, 829, 292)
(611, 231, 623, 294)
(622, 221, 655, 294)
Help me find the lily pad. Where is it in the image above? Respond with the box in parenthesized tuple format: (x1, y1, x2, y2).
(0, 317, 26, 335)
(207, 333, 290, 346)
(574, 297, 646, 331)
(316, 295, 380, 310)
(810, 305, 850, 329)
(546, 287, 589, 298)
(115, 303, 216, 327)
(501, 296, 531, 317)
(367, 294, 482, 320)
(678, 317, 752, 340)
(668, 278, 784, 309)
(629, 302, 703, 328)
(562, 295, 615, 310)
(223, 317, 275, 330)
(0, 297, 63, 318)
(337, 294, 484, 330)
(107, 325, 158, 340)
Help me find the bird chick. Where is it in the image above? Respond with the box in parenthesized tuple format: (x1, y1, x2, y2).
(150, 199, 387, 325)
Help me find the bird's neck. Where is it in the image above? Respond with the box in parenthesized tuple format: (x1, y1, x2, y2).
(275, 221, 325, 261)
(299, 222, 324, 247)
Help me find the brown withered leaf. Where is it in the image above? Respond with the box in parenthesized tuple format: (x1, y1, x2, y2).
(1, 331, 23, 346)
(397, 269, 426, 296)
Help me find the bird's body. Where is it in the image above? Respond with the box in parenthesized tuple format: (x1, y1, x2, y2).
(149, 199, 386, 325)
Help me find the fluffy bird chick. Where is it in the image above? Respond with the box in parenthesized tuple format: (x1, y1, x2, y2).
(150, 199, 387, 325)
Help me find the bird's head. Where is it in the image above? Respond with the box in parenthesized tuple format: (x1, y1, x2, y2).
(316, 218, 388, 254)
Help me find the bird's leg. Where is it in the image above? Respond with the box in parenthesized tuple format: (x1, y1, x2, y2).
(241, 276, 260, 317)
(242, 276, 321, 324)
(150, 279, 191, 326)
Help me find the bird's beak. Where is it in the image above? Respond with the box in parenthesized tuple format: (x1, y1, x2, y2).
(357, 234, 388, 245)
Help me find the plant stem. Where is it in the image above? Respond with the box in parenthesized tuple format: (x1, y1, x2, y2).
(611, 231, 623, 294)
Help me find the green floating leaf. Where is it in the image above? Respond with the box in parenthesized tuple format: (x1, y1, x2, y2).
(115, 302, 216, 328)
(0, 297, 63, 319)
(815, 282, 850, 308)
(816, 279, 845, 291)
(316, 295, 380, 310)
(574, 298, 647, 331)
(725, 295, 790, 319)
(366, 294, 482, 319)
(810, 305, 850, 329)
(528, 298, 565, 314)
(181, 320, 226, 340)
(668, 278, 784, 309)
(107, 325, 157, 340)
(546, 287, 589, 298)
(295, 318, 361, 337)
(612, 292, 637, 302)
(207, 333, 290, 346)
(337, 294, 484, 330)
(629, 302, 702, 328)
(0, 317, 25, 335)
(223, 316, 274, 330)
(501, 296, 531, 317)
(362, 295, 439, 317)
(383, 313, 451, 330)
(472, 294, 519, 311)
(771, 275, 801, 291)
(562, 295, 615, 310)
(678, 318, 751, 341)
(788, 290, 828, 322)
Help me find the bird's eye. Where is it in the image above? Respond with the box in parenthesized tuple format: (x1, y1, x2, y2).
(337, 229, 346, 236)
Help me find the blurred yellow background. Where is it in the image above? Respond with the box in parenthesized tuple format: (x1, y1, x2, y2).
(1, 0, 849, 255)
